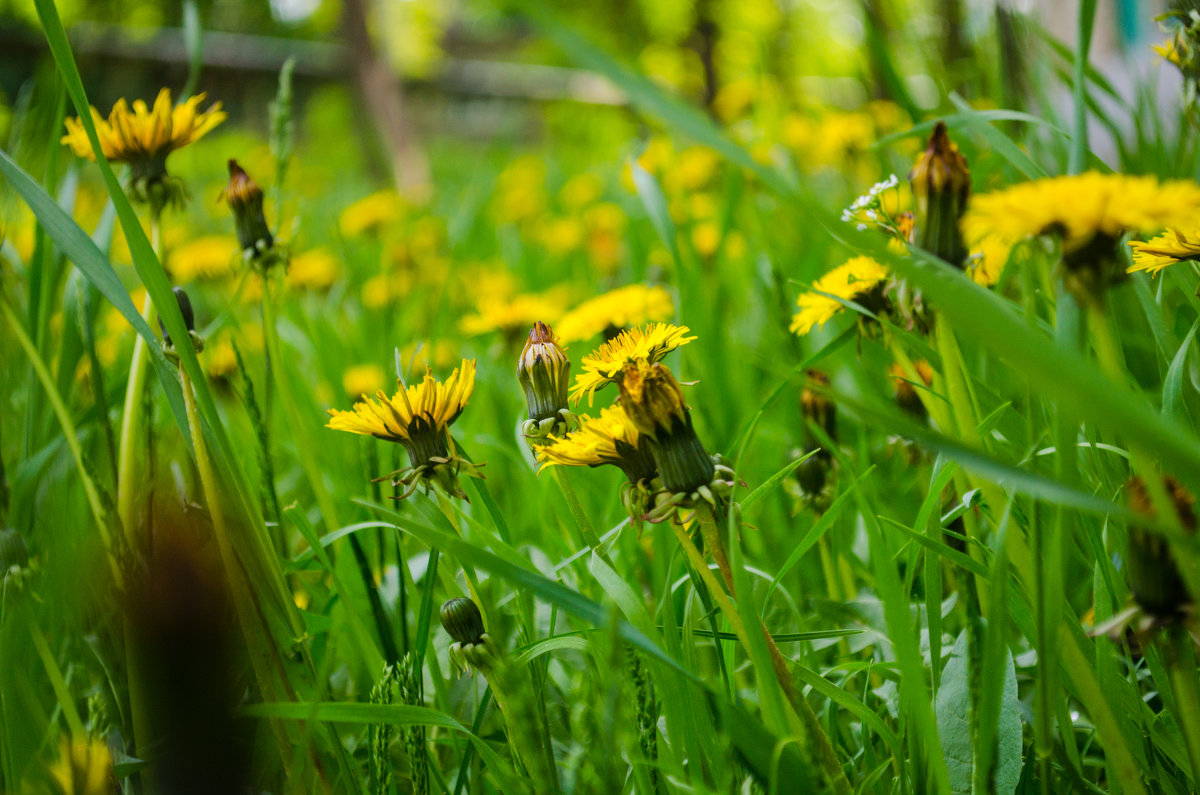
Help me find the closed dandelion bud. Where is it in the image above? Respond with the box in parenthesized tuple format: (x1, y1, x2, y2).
(1127, 476, 1197, 618)
(909, 122, 970, 266)
(223, 160, 274, 260)
(440, 597, 485, 645)
(159, 287, 202, 354)
(619, 361, 715, 495)
(518, 321, 573, 437)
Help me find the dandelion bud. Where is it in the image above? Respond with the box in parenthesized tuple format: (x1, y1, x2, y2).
(517, 321, 573, 436)
(909, 122, 970, 266)
(619, 361, 715, 495)
(222, 160, 274, 260)
(159, 287, 201, 353)
(440, 597, 486, 646)
(1127, 476, 1197, 618)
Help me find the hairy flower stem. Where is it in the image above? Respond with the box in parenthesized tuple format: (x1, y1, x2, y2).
(551, 467, 606, 551)
(669, 514, 849, 793)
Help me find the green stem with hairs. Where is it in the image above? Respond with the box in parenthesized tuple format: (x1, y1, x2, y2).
(550, 467, 603, 550)
(116, 212, 162, 542)
(673, 510, 850, 793)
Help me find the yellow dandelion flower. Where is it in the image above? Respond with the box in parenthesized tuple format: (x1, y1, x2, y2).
(570, 323, 696, 406)
(61, 88, 225, 179)
(327, 359, 480, 498)
(287, 247, 340, 290)
(961, 172, 1200, 254)
(327, 360, 475, 470)
(555, 284, 675, 344)
(1127, 226, 1200, 276)
(459, 290, 569, 337)
(339, 190, 405, 237)
(537, 404, 656, 483)
(167, 235, 238, 282)
(790, 256, 889, 336)
(46, 737, 116, 795)
(343, 363, 387, 399)
(1155, 37, 1184, 68)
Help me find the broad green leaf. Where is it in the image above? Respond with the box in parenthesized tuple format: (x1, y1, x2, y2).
(935, 631, 1023, 794)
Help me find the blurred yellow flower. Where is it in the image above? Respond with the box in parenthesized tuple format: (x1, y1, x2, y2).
(712, 77, 758, 122)
(555, 284, 675, 344)
(584, 203, 626, 272)
(791, 256, 889, 335)
(691, 221, 721, 257)
(537, 217, 585, 256)
(46, 737, 115, 795)
(340, 190, 405, 237)
(560, 173, 604, 210)
(61, 88, 225, 173)
(167, 235, 238, 282)
(361, 272, 413, 309)
(570, 322, 696, 406)
(460, 290, 569, 337)
(1128, 227, 1200, 277)
(968, 236, 1012, 287)
(287, 248, 340, 290)
(343, 363, 387, 399)
(493, 156, 546, 224)
(668, 146, 720, 192)
(962, 173, 1200, 254)
(1155, 37, 1184, 68)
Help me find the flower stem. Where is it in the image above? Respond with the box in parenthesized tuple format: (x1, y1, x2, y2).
(550, 467, 603, 550)
(116, 211, 162, 543)
(692, 505, 851, 794)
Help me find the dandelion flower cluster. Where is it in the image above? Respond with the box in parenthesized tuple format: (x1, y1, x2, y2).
(790, 257, 889, 335)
